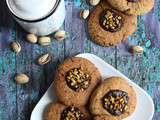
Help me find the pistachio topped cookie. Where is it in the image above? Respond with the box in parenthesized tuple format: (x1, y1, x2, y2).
(106, 0, 154, 15)
(54, 57, 101, 106)
(44, 102, 90, 120)
(99, 9, 123, 33)
(88, 1, 137, 46)
(89, 77, 137, 120)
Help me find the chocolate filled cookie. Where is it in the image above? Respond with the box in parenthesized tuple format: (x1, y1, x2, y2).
(93, 115, 120, 120)
(90, 77, 137, 120)
(106, 0, 154, 15)
(44, 102, 90, 120)
(88, 1, 137, 46)
(54, 57, 101, 106)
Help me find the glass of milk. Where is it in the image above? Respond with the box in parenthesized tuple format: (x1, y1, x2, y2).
(6, 0, 65, 36)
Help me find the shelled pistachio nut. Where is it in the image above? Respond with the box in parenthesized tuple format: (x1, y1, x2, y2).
(38, 53, 52, 65)
(89, 0, 100, 6)
(11, 41, 21, 53)
(15, 73, 29, 84)
(26, 34, 38, 43)
(80, 9, 89, 19)
(54, 30, 66, 41)
(130, 45, 144, 54)
(38, 36, 51, 46)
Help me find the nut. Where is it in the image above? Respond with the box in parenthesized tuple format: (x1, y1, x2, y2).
(38, 53, 52, 65)
(89, 0, 100, 6)
(66, 67, 91, 92)
(26, 34, 38, 43)
(54, 30, 66, 41)
(130, 45, 144, 54)
(15, 73, 29, 84)
(11, 41, 21, 53)
(38, 37, 51, 46)
(80, 9, 89, 19)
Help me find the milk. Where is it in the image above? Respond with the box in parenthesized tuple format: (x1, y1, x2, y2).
(6, 0, 65, 35)
(7, 0, 57, 20)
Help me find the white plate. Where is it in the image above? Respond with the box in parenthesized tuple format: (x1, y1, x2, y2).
(30, 53, 154, 120)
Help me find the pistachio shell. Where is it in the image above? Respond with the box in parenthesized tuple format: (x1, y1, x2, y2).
(38, 53, 52, 65)
(89, 0, 100, 6)
(11, 41, 21, 53)
(15, 73, 29, 84)
(38, 37, 51, 46)
(131, 45, 144, 54)
(54, 30, 66, 41)
(80, 9, 89, 19)
(26, 34, 38, 43)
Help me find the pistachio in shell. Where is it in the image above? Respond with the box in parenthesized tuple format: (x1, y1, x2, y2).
(80, 9, 89, 19)
(89, 0, 100, 6)
(130, 45, 144, 54)
(38, 53, 52, 65)
(11, 41, 21, 53)
(15, 73, 29, 84)
(54, 30, 66, 41)
(38, 37, 51, 46)
(26, 34, 38, 43)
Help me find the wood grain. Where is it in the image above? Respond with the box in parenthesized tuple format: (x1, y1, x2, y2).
(0, 0, 160, 119)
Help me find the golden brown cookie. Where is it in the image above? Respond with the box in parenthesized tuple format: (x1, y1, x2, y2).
(88, 1, 137, 46)
(54, 57, 101, 106)
(90, 77, 137, 120)
(106, 0, 154, 15)
(93, 115, 120, 120)
(44, 102, 91, 120)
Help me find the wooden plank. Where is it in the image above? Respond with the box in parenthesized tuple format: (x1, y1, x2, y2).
(64, 1, 85, 57)
(0, 0, 18, 118)
(64, 1, 116, 66)
(15, 26, 32, 120)
(0, 51, 17, 120)
(144, 82, 160, 112)
(116, 6, 160, 119)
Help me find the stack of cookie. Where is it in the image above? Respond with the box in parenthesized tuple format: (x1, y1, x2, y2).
(44, 57, 137, 120)
(88, 0, 154, 46)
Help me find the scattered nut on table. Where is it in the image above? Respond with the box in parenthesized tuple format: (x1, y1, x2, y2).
(38, 53, 52, 65)
(130, 45, 144, 54)
(54, 30, 66, 41)
(11, 41, 21, 54)
(38, 36, 51, 46)
(80, 9, 89, 19)
(15, 73, 29, 84)
(26, 34, 38, 43)
(89, 0, 100, 6)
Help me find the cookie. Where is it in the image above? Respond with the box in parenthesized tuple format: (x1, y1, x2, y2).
(54, 57, 101, 106)
(88, 1, 137, 46)
(89, 77, 137, 120)
(106, 0, 154, 15)
(44, 102, 90, 120)
(93, 115, 120, 120)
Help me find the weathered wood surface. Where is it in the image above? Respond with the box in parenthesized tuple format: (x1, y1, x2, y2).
(0, 0, 160, 119)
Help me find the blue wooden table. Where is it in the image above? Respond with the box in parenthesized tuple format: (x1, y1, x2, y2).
(0, 0, 160, 119)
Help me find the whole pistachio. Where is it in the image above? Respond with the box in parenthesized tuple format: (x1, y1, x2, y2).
(80, 9, 89, 19)
(54, 30, 66, 41)
(15, 73, 29, 84)
(38, 53, 52, 65)
(130, 45, 144, 54)
(89, 0, 100, 6)
(11, 41, 21, 53)
(26, 34, 38, 43)
(38, 36, 51, 46)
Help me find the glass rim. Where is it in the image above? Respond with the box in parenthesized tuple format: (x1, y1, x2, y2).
(5, 0, 61, 23)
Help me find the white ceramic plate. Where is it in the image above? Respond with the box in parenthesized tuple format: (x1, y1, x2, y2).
(30, 53, 154, 120)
